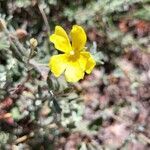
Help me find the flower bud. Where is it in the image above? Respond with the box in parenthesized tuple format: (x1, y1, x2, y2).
(0, 19, 6, 31)
(30, 38, 38, 49)
(16, 29, 27, 40)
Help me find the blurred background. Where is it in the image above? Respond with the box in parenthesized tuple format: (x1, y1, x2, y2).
(0, 0, 149, 149)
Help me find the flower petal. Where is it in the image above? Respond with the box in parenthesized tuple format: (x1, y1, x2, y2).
(49, 26, 72, 53)
(80, 52, 96, 74)
(49, 54, 68, 77)
(70, 25, 87, 52)
(78, 52, 89, 71)
(65, 61, 84, 82)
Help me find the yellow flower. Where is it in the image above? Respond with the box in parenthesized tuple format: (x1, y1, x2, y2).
(49, 25, 96, 82)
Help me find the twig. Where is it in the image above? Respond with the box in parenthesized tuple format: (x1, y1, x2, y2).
(4, 28, 28, 58)
(14, 132, 34, 144)
(138, 133, 150, 144)
(38, 4, 50, 34)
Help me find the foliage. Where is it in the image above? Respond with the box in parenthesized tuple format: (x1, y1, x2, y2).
(0, 0, 149, 149)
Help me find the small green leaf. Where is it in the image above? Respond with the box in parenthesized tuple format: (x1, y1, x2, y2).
(88, 117, 103, 131)
(10, 107, 21, 120)
(133, 7, 150, 21)
(79, 142, 87, 150)
(52, 97, 62, 114)
(0, 36, 10, 50)
(93, 52, 105, 65)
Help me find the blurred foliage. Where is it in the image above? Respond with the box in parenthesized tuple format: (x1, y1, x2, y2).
(0, 0, 150, 149)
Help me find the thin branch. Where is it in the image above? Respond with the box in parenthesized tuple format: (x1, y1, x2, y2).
(38, 4, 50, 34)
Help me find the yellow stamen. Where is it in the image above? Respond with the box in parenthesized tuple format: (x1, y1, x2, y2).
(70, 50, 75, 55)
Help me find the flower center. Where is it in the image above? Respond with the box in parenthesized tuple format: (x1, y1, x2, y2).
(68, 50, 80, 61)
(69, 50, 75, 56)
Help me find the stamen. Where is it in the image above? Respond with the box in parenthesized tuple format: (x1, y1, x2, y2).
(70, 50, 75, 55)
